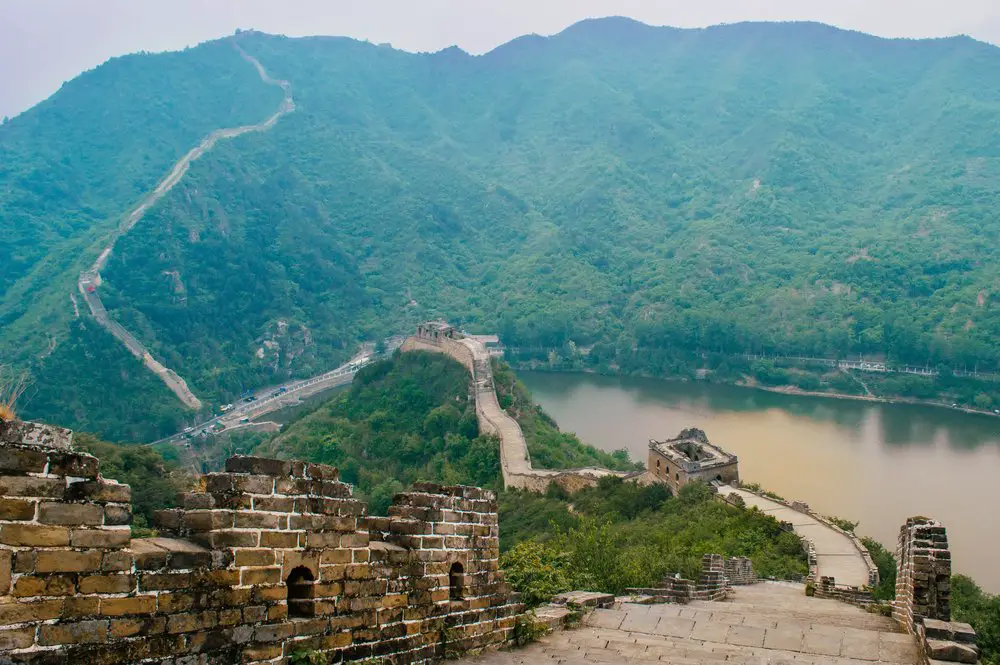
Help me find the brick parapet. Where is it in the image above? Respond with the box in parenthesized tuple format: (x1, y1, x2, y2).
(892, 517, 982, 663)
(0, 422, 523, 664)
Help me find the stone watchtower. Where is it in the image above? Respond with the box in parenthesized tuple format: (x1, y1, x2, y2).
(0, 420, 523, 664)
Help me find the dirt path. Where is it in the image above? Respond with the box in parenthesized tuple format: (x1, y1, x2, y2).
(77, 41, 294, 410)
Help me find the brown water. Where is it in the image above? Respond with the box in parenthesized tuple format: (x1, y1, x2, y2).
(520, 371, 1000, 592)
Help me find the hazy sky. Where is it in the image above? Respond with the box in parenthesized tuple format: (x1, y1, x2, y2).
(3, 0, 1000, 118)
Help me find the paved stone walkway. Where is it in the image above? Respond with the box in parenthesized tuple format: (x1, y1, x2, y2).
(462, 583, 918, 664)
(718, 486, 872, 588)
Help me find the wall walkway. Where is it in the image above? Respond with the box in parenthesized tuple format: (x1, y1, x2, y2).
(401, 334, 627, 492)
(718, 485, 874, 589)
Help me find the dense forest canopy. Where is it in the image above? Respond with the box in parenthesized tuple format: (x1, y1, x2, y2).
(5, 19, 1000, 437)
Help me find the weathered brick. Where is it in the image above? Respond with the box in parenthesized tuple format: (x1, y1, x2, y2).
(0, 447, 48, 473)
(167, 611, 217, 634)
(252, 496, 295, 512)
(48, 451, 100, 478)
(0, 474, 64, 497)
(234, 549, 276, 567)
(104, 504, 131, 525)
(79, 574, 136, 594)
(260, 530, 299, 548)
(100, 595, 156, 616)
(67, 479, 132, 503)
(156, 592, 195, 613)
(0, 626, 35, 650)
(13, 550, 35, 573)
(0, 599, 64, 623)
(0, 550, 10, 594)
(109, 616, 166, 638)
(241, 567, 281, 585)
(226, 456, 291, 476)
(38, 502, 104, 526)
(39, 619, 109, 646)
(1, 523, 71, 546)
(13, 574, 76, 597)
(0, 498, 36, 520)
(139, 572, 191, 591)
(254, 622, 297, 642)
(234, 511, 284, 529)
(102, 550, 133, 572)
(182, 509, 234, 531)
(204, 529, 259, 548)
(233, 474, 275, 494)
(36, 550, 101, 573)
(70, 527, 131, 548)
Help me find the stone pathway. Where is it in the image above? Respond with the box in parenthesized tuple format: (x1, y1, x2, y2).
(718, 485, 872, 588)
(463, 583, 918, 664)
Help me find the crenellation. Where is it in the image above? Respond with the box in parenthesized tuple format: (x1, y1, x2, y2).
(0, 420, 523, 664)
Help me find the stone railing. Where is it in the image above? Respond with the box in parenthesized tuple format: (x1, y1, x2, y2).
(0, 419, 523, 664)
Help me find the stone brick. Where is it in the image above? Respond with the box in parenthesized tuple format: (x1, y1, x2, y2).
(0, 474, 64, 497)
(140, 572, 192, 591)
(13, 574, 76, 597)
(101, 595, 156, 616)
(182, 509, 234, 531)
(79, 574, 136, 594)
(36, 550, 101, 573)
(0, 626, 35, 650)
(0, 447, 48, 473)
(203, 529, 259, 548)
(38, 501, 104, 526)
(39, 619, 109, 646)
(70, 527, 131, 548)
(0, 523, 71, 546)
(0, 498, 36, 520)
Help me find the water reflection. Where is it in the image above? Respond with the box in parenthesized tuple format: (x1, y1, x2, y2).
(521, 371, 1000, 591)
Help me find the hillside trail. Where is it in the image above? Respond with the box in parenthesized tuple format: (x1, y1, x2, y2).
(76, 40, 294, 410)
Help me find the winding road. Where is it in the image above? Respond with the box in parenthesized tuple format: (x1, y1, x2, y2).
(77, 40, 295, 410)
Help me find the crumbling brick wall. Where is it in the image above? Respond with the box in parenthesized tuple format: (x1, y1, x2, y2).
(0, 421, 522, 664)
(893, 517, 952, 634)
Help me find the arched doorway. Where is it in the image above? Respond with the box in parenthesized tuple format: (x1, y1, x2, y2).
(286, 566, 315, 618)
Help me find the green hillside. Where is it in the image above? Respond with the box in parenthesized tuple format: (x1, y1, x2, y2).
(6, 20, 1000, 436)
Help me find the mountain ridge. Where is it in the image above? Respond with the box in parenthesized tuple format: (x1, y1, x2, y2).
(5, 18, 1000, 439)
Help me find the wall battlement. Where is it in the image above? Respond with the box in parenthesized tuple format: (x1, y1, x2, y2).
(0, 420, 522, 664)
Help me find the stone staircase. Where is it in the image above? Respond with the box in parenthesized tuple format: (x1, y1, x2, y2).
(466, 582, 920, 664)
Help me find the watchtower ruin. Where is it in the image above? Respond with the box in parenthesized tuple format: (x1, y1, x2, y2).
(648, 428, 739, 492)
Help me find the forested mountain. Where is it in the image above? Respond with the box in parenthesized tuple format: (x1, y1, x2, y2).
(6, 19, 1000, 438)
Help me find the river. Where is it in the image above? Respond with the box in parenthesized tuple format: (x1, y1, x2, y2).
(520, 371, 1000, 592)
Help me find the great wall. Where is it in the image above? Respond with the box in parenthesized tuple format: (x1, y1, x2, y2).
(0, 410, 985, 663)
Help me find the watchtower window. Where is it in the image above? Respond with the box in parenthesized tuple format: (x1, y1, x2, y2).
(287, 566, 315, 618)
(449, 562, 465, 600)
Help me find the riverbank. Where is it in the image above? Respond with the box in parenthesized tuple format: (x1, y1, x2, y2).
(509, 359, 1000, 421)
(736, 378, 1000, 419)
